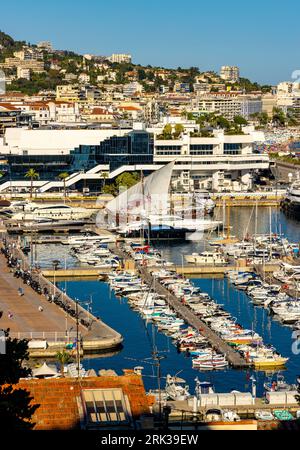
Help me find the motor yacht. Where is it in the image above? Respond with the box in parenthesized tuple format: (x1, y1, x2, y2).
(12, 204, 94, 222)
(185, 251, 228, 266)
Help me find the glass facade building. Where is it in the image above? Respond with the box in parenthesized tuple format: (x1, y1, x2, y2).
(71, 130, 154, 172)
(2, 130, 154, 182)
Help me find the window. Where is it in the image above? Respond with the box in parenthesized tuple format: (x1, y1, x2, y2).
(224, 143, 242, 155)
(81, 389, 132, 428)
(156, 145, 182, 155)
(190, 145, 213, 156)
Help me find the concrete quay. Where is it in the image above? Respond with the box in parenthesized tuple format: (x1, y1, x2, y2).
(0, 241, 123, 357)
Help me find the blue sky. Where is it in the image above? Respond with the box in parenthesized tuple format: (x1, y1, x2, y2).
(1, 0, 299, 84)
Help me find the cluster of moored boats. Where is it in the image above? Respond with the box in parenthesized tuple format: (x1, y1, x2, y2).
(98, 241, 289, 371)
(221, 234, 299, 264)
(68, 235, 121, 269)
(227, 267, 300, 329)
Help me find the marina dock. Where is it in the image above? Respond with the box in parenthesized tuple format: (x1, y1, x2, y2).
(42, 263, 281, 279)
(113, 245, 249, 369)
(0, 240, 123, 356)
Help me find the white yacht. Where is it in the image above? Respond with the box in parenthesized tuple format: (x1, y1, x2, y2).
(62, 235, 116, 246)
(281, 184, 300, 218)
(119, 215, 222, 235)
(11, 204, 95, 222)
(185, 251, 228, 266)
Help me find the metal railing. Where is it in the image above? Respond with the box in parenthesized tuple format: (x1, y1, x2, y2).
(9, 331, 78, 342)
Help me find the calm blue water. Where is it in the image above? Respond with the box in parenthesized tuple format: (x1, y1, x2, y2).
(55, 208, 300, 396)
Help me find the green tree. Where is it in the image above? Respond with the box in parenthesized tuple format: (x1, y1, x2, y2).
(173, 124, 184, 138)
(233, 115, 248, 132)
(137, 69, 146, 81)
(101, 172, 109, 190)
(56, 350, 72, 377)
(159, 124, 173, 140)
(58, 172, 69, 202)
(0, 326, 38, 430)
(273, 107, 286, 127)
(115, 172, 140, 191)
(24, 169, 39, 199)
(215, 116, 231, 130)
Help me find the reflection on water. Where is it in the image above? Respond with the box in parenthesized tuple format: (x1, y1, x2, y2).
(44, 207, 300, 395)
(155, 207, 300, 265)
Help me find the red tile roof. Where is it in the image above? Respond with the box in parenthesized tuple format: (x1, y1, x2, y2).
(0, 102, 21, 111)
(10, 372, 152, 430)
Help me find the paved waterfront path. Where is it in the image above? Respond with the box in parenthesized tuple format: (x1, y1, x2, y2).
(0, 244, 123, 352)
(0, 253, 82, 335)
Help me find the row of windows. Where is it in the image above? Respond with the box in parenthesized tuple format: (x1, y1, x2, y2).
(162, 160, 265, 165)
(156, 151, 181, 155)
(224, 150, 242, 155)
(190, 145, 214, 151)
(190, 150, 214, 155)
(156, 146, 182, 151)
(224, 143, 243, 151)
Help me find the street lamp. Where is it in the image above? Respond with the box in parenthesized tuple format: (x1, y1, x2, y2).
(52, 259, 60, 297)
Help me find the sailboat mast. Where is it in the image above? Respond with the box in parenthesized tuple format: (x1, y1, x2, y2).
(227, 200, 230, 240)
(140, 169, 145, 246)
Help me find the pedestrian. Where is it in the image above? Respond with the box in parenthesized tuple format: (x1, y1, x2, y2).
(8, 311, 13, 319)
(38, 306, 43, 312)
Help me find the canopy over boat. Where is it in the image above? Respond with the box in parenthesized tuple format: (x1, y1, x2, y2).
(104, 161, 175, 226)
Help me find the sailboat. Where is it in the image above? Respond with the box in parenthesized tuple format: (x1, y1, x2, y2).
(209, 199, 239, 246)
(104, 162, 220, 240)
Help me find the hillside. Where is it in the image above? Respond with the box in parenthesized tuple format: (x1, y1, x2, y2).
(0, 30, 271, 95)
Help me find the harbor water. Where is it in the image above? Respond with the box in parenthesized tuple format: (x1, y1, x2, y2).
(40, 207, 299, 395)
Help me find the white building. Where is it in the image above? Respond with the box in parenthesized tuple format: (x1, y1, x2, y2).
(197, 94, 262, 120)
(123, 82, 143, 97)
(37, 41, 53, 51)
(78, 73, 90, 84)
(109, 54, 132, 64)
(153, 130, 268, 192)
(0, 126, 268, 193)
(277, 81, 300, 97)
(220, 66, 240, 83)
(16, 67, 30, 80)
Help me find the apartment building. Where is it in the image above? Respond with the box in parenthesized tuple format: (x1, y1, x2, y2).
(123, 82, 143, 97)
(197, 93, 262, 120)
(109, 53, 132, 64)
(56, 85, 81, 102)
(0, 58, 45, 73)
(37, 41, 53, 51)
(262, 93, 277, 117)
(220, 66, 240, 83)
(16, 67, 30, 80)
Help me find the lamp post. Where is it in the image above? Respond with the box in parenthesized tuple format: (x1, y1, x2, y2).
(52, 259, 60, 297)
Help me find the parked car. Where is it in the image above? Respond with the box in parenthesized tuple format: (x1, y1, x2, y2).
(255, 410, 275, 421)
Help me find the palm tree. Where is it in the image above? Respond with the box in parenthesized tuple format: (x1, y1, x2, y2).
(101, 172, 109, 190)
(24, 169, 39, 199)
(58, 172, 69, 202)
(56, 350, 72, 377)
